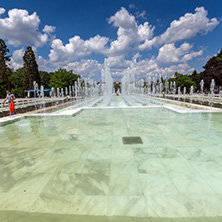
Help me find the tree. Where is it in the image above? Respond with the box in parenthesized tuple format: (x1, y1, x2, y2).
(199, 49, 222, 90)
(49, 68, 80, 89)
(190, 70, 201, 91)
(0, 39, 11, 95)
(39, 71, 53, 88)
(169, 72, 196, 92)
(9, 68, 26, 97)
(23, 46, 40, 89)
(114, 83, 121, 93)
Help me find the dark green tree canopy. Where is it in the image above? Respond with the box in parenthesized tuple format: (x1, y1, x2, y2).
(23, 46, 40, 89)
(191, 49, 222, 90)
(169, 72, 196, 92)
(39, 71, 53, 88)
(0, 39, 10, 63)
(0, 39, 11, 95)
(49, 68, 80, 89)
(9, 68, 26, 97)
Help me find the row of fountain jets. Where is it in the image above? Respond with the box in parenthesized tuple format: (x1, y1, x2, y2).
(121, 63, 216, 96)
(32, 60, 113, 101)
(32, 60, 218, 105)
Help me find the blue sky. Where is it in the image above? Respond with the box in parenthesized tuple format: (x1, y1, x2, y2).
(0, 0, 221, 80)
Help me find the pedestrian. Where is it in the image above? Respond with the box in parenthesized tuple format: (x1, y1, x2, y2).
(162, 91, 165, 98)
(2, 90, 16, 116)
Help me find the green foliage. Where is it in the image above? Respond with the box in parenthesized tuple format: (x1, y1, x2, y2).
(9, 68, 26, 97)
(114, 84, 121, 93)
(169, 72, 197, 92)
(216, 49, 222, 62)
(0, 39, 11, 92)
(49, 68, 80, 89)
(0, 83, 7, 98)
(39, 71, 53, 88)
(23, 46, 40, 89)
(190, 70, 201, 90)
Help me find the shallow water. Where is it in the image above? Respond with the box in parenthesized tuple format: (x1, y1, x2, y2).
(0, 107, 222, 221)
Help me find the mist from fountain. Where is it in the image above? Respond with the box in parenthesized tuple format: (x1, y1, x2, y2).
(199, 79, 204, 103)
(101, 59, 113, 106)
(190, 85, 194, 104)
(210, 79, 215, 107)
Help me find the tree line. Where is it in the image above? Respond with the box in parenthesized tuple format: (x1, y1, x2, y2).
(1, 37, 222, 97)
(0, 39, 80, 98)
(165, 49, 222, 93)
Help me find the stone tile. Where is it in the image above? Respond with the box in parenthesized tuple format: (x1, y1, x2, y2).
(86, 149, 111, 160)
(188, 159, 222, 173)
(161, 158, 194, 173)
(150, 218, 191, 222)
(111, 149, 134, 162)
(9, 173, 52, 194)
(63, 214, 107, 222)
(182, 195, 222, 217)
(82, 159, 110, 175)
(31, 193, 73, 215)
(155, 147, 183, 159)
(0, 211, 27, 222)
(169, 172, 215, 195)
(76, 173, 109, 196)
(136, 158, 166, 174)
(107, 216, 152, 222)
(201, 172, 222, 194)
(0, 192, 38, 212)
(56, 160, 85, 174)
(133, 148, 159, 161)
(140, 172, 179, 196)
(146, 195, 190, 218)
(109, 173, 142, 196)
(108, 196, 148, 217)
(68, 195, 108, 216)
(110, 160, 137, 175)
(40, 173, 80, 196)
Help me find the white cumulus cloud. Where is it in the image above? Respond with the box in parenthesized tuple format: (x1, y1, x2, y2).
(156, 42, 203, 64)
(107, 7, 154, 55)
(43, 25, 56, 33)
(65, 59, 102, 78)
(0, 8, 52, 47)
(49, 35, 109, 65)
(0, 7, 5, 15)
(10, 48, 25, 70)
(139, 7, 219, 50)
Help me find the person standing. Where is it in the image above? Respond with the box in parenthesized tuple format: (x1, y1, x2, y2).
(2, 90, 16, 116)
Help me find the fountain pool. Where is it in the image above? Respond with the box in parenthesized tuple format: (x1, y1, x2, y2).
(1, 104, 222, 222)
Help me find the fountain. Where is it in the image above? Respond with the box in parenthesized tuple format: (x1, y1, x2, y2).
(178, 87, 181, 101)
(69, 85, 72, 97)
(173, 81, 176, 96)
(210, 79, 215, 107)
(33, 81, 39, 110)
(165, 80, 169, 95)
(101, 59, 113, 106)
(183, 87, 186, 102)
(200, 79, 204, 104)
(190, 85, 194, 104)
(57, 88, 60, 98)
